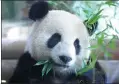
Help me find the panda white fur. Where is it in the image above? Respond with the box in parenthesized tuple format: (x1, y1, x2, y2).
(9, 1, 105, 84)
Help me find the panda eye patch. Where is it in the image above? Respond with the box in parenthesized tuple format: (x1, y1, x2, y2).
(47, 33, 61, 48)
(74, 38, 80, 55)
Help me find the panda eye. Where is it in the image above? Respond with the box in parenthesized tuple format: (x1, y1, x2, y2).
(47, 33, 61, 48)
(74, 38, 80, 55)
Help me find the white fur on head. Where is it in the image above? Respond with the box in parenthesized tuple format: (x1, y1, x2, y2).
(25, 10, 91, 75)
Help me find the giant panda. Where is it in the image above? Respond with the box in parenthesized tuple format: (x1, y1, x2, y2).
(8, 1, 105, 84)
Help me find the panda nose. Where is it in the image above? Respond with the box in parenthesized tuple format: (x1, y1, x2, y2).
(59, 55, 72, 64)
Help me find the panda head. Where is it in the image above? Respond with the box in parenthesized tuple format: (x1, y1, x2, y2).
(26, 1, 97, 75)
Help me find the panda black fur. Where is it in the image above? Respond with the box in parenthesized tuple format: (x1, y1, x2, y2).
(9, 1, 105, 84)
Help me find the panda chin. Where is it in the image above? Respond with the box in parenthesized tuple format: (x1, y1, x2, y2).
(50, 59, 75, 76)
(53, 62, 70, 72)
(53, 64, 76, 79)
(53, 62, 74, 73)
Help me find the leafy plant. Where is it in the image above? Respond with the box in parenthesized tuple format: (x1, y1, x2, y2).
(35, 60, 53, 76)
(76, 1, 119, 75)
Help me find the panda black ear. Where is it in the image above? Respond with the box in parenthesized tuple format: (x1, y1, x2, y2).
(29, 1, 49, 21)
(84, 20, 98, 36)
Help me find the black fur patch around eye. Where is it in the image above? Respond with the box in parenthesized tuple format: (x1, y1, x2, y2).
(47, 33, 61, 48)
(74, 39, 80, 55)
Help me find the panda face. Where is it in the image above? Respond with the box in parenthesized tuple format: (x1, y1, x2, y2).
(26, 10, 91, 75)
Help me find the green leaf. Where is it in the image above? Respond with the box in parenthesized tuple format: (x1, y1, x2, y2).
(87, 24, 92, 29)
(35, 60, 48, 66)
(77, 66, 90, 75)
(108, 36, 116, 49)
(48, 1, 58, 6)
(89, 15, 102, 24)
(35, 60, 53, 76)
(109, 41, 116, 49)
(46, 63, 52, 75)
(88, 9, 103, 24)
(105, 1, 116, 6)
(77, 60, 96, 75)
(97, 33, 104, 45)
(96, 28, 108, 36)
(87, 45, 99, 50)
(83, 9, 89, 14)
(113, 35, 119, 39)
(100, 45, 106, 52)
(85, 1, 91, 8)
(42, 63, 49, 77)
(91, 53, 97, 62)
(109, 21, 114, 29)
(115, 29, 119, 34)
(77, 54, 97, 75)
(82, 59, 86, 68)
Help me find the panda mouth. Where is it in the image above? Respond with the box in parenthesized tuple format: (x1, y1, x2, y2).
(53, 62, 69, 68)
(50, 59, 69, 68)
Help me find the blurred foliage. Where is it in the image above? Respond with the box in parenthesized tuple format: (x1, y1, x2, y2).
(2, 1, 15, 19)
(48, 1, 75, 14)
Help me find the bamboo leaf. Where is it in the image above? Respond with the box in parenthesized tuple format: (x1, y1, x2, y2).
(77, 54, 97, 75)
(46, 63, 52, 75)
(88, 9, 103, 24)
(109, 41, 116, 49)
(97, 33, 104, 45)
(42, 63, 49, 76)
(35, 60, 48, 66)
(48, 1, 58, 6)
(87, 24, 92, 29)
(83, 9, 89, 14)
(89, 15, 102, 24)
(115, 29, 119, 34)
(87, 45, 99, 50)
(77, 60, 96, 75)
(108, 36, 116, 49)
(105, 1, 116, 6)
